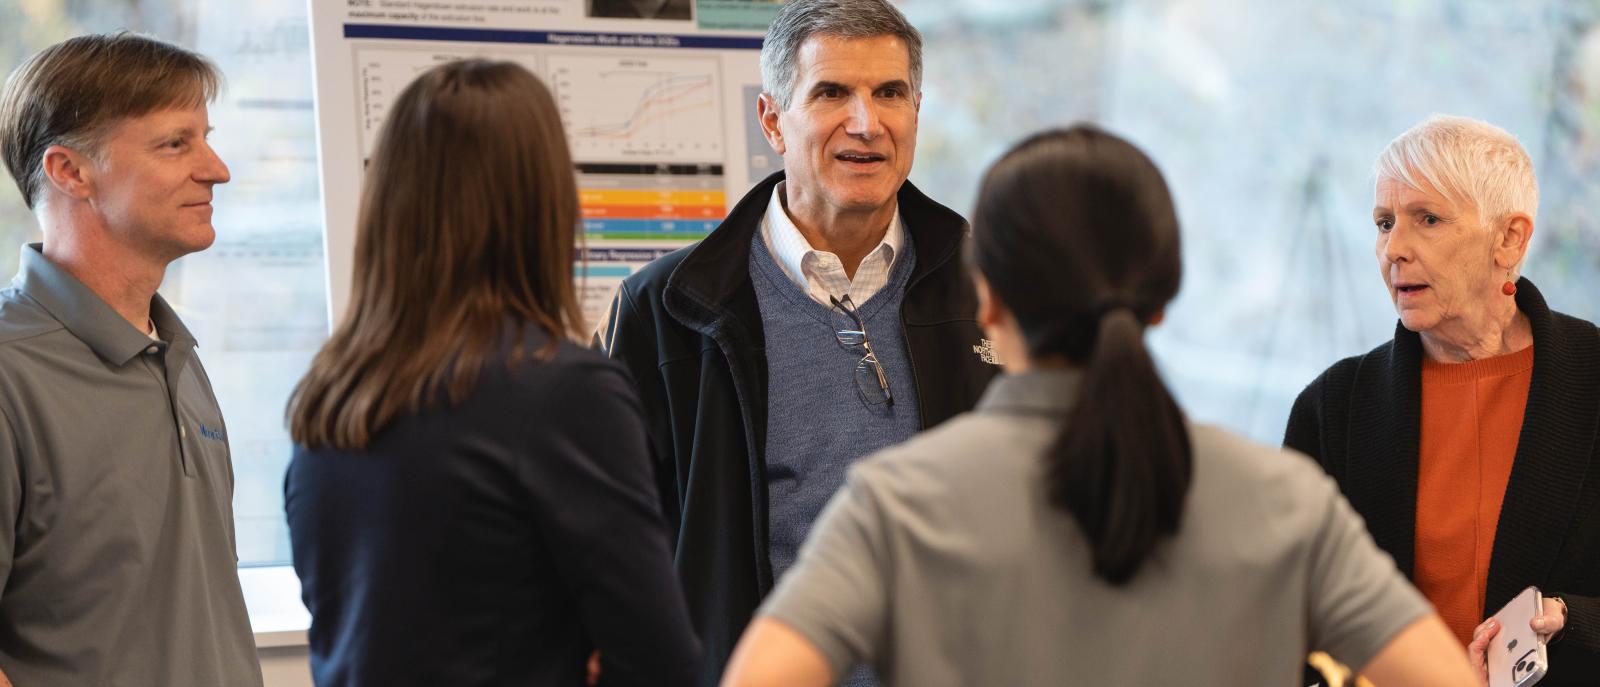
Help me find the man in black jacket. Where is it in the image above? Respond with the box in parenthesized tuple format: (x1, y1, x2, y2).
(597, 1, 996, 684)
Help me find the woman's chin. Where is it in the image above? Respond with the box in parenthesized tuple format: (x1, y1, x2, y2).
(1396, 310, 1439, 334)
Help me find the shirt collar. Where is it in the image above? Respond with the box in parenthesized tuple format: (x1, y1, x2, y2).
(759, 181, 903, 288)
(975, 368, 1084, 416)
(14, 243, 194, 365)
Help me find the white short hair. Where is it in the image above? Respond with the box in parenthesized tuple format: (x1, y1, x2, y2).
(1374, 114, 1539, 226)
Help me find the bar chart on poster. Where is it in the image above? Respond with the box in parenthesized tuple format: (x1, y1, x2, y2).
(309, 0, 778, 328)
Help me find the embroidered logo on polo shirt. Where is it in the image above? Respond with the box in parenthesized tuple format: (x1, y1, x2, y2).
(198, 424, 226, 442)
(973, 339, 999, 365)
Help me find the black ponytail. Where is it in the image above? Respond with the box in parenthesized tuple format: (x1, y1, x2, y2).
(971, 126, 1192, 586)
(1051, 307, 1191, 584)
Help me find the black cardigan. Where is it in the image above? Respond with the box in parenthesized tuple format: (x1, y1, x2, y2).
(1285, 278, 1600, 684)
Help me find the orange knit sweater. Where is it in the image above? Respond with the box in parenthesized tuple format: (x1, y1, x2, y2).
(1415, 344, 1535, 645)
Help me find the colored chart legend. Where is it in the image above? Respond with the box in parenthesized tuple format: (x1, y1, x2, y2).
(577, 163, 726, 240)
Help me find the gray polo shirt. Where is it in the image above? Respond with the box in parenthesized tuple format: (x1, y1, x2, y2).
(0, 244, 262, 686)
(760, 368, 1431, 686)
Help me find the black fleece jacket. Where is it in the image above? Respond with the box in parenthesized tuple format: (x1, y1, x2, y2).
(598, 171, 997, 687)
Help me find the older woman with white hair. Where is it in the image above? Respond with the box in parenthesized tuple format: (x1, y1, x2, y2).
(1286, 114, 1600, 684)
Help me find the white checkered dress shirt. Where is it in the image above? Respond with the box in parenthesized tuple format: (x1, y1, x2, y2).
(758, 181, 905, 307)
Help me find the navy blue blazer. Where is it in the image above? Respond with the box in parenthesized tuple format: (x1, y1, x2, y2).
(286, 330, 699, 686)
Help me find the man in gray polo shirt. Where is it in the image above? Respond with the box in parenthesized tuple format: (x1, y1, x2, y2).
(0, 33, 262, 685)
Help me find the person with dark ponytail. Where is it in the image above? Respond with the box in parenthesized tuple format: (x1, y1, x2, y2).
(719, 126, 1476, 686)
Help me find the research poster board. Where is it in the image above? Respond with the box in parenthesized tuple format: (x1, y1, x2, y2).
(308, 0, 785, 327)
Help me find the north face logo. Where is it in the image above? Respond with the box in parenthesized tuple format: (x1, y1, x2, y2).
(972, 339, 999, 365)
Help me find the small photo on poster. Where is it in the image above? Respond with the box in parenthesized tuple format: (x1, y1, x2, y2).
(588, 0, 693, 20)
(697, 0, 785, 31)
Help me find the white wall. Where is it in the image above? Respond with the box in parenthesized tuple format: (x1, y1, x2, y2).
(260, 647, 312, 687)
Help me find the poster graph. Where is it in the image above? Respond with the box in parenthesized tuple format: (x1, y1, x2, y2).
(551, 54, 724, 162)
(352, 47, 544, 161)
(313, 2, 767, 328)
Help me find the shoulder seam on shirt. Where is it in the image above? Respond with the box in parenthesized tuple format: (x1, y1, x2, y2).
(0, 325, 69, 348)
(0, 290, 69, 346)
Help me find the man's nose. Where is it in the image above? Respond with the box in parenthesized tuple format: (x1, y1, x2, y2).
(195, 141, 230, 185)
(843, 94, 883, 139)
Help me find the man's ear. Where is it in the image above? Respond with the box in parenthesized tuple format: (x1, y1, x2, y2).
(756, 91, 786, 156)
(1495, 213, 1534, 272)
(40, 144, 95, 202)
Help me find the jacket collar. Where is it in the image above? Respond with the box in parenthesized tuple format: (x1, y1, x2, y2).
(662, 170, 969, 336)
(1350, 277, 1600, 609)
(1344, 310, 1424, 576)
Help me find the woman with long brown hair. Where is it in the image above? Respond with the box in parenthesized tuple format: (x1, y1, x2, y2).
(284, 59, 697, 686)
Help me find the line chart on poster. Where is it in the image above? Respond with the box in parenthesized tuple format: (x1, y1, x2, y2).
(352, 47, 542, 160)
(550, 53, 725, 162)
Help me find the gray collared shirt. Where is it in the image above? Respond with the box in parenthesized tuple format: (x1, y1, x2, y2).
(760, 369, 1430, 686)
(0, 244, 261, 686)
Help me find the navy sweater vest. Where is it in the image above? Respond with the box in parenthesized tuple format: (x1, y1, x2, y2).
(749, 232, 921, 581)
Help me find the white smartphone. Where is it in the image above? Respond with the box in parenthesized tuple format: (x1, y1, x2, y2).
(1487, 586, 1548, 687)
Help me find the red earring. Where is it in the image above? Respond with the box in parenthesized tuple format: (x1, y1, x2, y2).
(1502, 280, 1517, 296)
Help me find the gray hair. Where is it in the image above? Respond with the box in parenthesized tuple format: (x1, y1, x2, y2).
(1374, 114, 1539, 227)
(759, 0, 924, 110)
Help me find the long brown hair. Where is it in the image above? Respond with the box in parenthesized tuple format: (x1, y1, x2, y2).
(970, 126, 1190, 585)
(288, 59, 583, 450)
